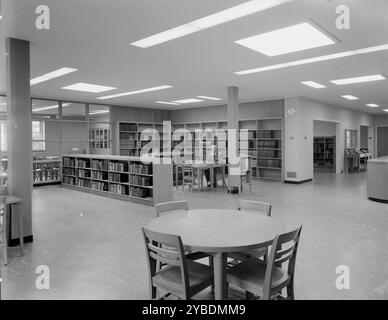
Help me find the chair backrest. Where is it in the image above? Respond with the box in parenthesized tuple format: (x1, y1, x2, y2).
(154, 200, 189, 217)
(142, 227, 190, 297)
(237, 199, 272, 217)
(263, 225, 303, 299)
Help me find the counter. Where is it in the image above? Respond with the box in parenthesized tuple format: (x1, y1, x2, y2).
(367, 156, 388, 203)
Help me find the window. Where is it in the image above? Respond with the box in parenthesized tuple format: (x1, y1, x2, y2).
(32, 121, 46, 151)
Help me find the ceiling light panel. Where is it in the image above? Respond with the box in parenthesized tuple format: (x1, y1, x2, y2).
(97, 85, 172, 100)
(331, 74, 386, 85)
(30, 67, 78, 85)
(197, 96, 222, 101)
(342, 95, 359, 100)
(130, 0, 292, 48)
(62, 83, 117, 93)
(235, 43, 388, 75)
(33, 103, 71, 112)
(383, 109, 388, 112)
(173, 99, 203, 104)
(235, 22, 335, 56)
(366, 104, 380, 108)
(156, 101, 180, 106)
(301, 81, 326, 89)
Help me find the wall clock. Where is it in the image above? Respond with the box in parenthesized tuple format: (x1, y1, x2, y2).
(287, 106, 296, 116)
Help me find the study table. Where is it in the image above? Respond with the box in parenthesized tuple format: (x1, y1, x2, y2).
(147, 209, 285, 300)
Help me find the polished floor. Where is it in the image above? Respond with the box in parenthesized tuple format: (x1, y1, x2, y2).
(1, 171, 388, 300)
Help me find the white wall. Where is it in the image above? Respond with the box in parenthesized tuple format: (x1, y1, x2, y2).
(314, 120, 336, 137)
(285, 97, 374, 182)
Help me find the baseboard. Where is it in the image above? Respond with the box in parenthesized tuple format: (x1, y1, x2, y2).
(284, 179, 313, 185)
(9, 235, 33, 247)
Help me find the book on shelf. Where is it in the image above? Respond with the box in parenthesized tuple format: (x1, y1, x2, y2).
(77, 178, 91, 188)
(91, 159, 109, 171)
(129, 175, 152, 186)
(129, 163, 152, 175)
(129, 186, 152, 199)
(109, 183, 127, 195)
(63, 176, 75, 185)
(109, 172, 128, 183)
(63, 157, 75, 167)
(76, 159, 89, 168)
(109, 162, 127, 172)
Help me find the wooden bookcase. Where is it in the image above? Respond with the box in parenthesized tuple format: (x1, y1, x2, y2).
(62, 154, 173, 205)
(239, 118, 284, 181)
(314, 136, 335, 167)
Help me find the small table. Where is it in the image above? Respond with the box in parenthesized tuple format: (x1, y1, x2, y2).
(5, 196, 24, 256)
(147, 209, 284, 299)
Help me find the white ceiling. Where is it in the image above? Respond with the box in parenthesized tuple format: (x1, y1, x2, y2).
(0, 0, 387, 114)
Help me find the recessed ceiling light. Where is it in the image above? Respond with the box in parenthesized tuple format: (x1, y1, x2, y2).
(30, 67, 78, 85)
(130, 0, 292, 48)
(197, 96, 222, 101)
(301, 81, 326, 89)
(366, 104, 380, 108)
(97, 85, 172, 100)
(235, 22, 335, 56)
(156, 101, 180, 106)
(173, 99, 203, 104)
(235, 43, 388, 75)
(62, 82, 117, 93)
(33, 103, 71, 112)
(342, 95, 359, 100)
(331, 74, 386, 85)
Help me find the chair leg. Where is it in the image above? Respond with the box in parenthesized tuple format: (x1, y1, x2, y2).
(287, 281, 295, 300)
(150, 285, 157, 300)
(209, 256, 214, 295)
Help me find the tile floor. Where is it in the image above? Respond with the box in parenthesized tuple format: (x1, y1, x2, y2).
(1, 171, 388, 300)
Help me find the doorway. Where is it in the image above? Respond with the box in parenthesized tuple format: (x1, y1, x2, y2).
(313, 120, 337, 174)
(377, 126, 388, 157)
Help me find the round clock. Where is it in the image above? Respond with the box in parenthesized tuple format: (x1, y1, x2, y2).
(287, 107, 296, 116)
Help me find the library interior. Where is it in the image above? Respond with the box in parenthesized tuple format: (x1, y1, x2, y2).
(0, 0, 388, 300)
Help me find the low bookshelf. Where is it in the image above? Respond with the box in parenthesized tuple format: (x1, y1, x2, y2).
(62, 154, 173, 206)
(33, 158, 61, 185)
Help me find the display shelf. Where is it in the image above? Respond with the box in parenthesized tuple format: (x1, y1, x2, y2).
(62, 154, 172, 205)
(33, 158, 61, 186)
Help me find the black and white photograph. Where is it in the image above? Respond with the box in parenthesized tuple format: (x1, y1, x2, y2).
(0, 0, 388, 305)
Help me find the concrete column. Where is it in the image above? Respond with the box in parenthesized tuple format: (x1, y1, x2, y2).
(6, 38, 33, 244)
(227, 86, 241, 191)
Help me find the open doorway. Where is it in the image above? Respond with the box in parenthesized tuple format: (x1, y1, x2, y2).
(313, 120, 337, 174)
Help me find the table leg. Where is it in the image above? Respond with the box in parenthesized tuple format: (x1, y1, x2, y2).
(18, 204, 24, 257)
(175, 165, 178, 190)
(210, 166, 214, 190)
(213, 252, 227, 300)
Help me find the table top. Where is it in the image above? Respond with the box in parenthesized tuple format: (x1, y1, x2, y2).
(147, 209, 285, 253)
(6, 196, 23, 205)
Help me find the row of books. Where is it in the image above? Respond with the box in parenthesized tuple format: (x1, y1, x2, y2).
(91, 181, 108, 191)
(76, 159, 89, 168)
(257, 141, 282, 149)
(91, 171, 108, 180)
(109, 162, 127, 172)
(109, 183, 127, 195)
(129, 187, 151, 199)
(78, 169, 90, 178)
(63, 176, 75, 185)
(77, 178, 90, 188)
(109, 172, 128, 183)
(257, 149, 281, 158)
(63, 168, 75, 176)
(257, 159, 282, 168)
(129, 163, 152, 175)
(63, 158, 75, 167)
(91, 159, 109, 171)
(33, 170, 60, 183)
(129, 175, 152, 186)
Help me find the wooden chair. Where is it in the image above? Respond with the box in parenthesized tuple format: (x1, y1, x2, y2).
(0, 195, 8, 266)
(228, 200, 272, 264)
(182, 165, 203, 192)
(227, 225, 303, 300)
(142, 227, 214, 300)
(155, 200, 189, 217)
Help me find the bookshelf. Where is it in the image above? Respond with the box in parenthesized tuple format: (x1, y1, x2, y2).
(314, 136, 335, 167)
(33, 159, 61, 185)
(240, 118, 284, 181)
(62, 154, 172, 205)
(118, 122, 164, 157)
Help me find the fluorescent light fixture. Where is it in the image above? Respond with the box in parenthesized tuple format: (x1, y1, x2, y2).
(173, 99, 203, 104)
(130, 0, 292, 48)
(342, 95, 359, 100)
(331, 74, 386, 85)
(62, 82, 117, 93)
(301, 81, 326, 89)
(156, 101, 180, 106)
(235, 22, 335, 56)
(366, 104, 380, 108)
(33, 103, 71, 112)
(90, 110, 110, 115)
(97, 85, 172, 100)
(383, 109, 388, 112)
(0, 103, 6, 106)
(235, 43, 388, 75)
(30, 67, 78, 85)
(197, 96, 222, 101)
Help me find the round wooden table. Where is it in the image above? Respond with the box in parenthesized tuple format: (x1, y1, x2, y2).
(147, 209, 285, 300)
